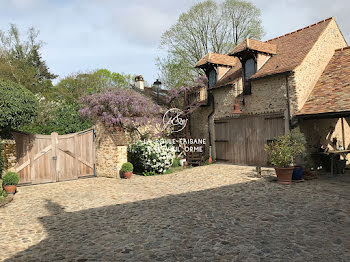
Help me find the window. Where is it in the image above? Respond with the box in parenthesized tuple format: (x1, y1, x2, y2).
(244, 58, 256, 80)
(208, 69, 217, 88)
(243, 58, 256, 95)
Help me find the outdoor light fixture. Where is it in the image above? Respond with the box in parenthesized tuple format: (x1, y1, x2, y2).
(153, 79, 162, 103)
(153, 79, 162, 89)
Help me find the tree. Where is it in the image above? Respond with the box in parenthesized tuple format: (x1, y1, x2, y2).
(53, 69, 134, 103)
(21, 100, 92, 135)
(158, 0, 264, 88)
(79, 89, 162, 136)
(0, 24, 57, 93)
(0, 80, 38, 132)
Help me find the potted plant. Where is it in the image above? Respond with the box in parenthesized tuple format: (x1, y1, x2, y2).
(2, 172, 20, 194)
(121, 162, 133, 179)
(265, 129, 306, 184)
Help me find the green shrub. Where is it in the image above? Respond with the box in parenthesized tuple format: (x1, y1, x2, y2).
(265, 128, 306, 168)
(172, 157, 180, 167)
(21, 100, 91, 135)
(2, 172, 20, 186)
(0, 80, 38, 130)
(128, 139, 174, 174)
(0, 189, 7, 201)
(121, 162, 133, 173)
(142, 170, 156, 176)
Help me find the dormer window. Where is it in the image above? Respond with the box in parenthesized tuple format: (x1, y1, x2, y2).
(208, 69, 217, 88)
(228, 38, 276, 95)
(243, 58, 256, 95)
(244, 58, 256, 80)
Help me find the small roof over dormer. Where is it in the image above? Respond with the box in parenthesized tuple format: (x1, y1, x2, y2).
(229, 39, 277, 56)
(195, 53, 238, 68)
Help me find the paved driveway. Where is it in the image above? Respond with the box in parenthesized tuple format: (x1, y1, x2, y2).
(1, 164, 349, 261)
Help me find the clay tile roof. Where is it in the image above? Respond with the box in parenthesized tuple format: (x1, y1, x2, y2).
(229, 39, 277, 56)
(297, 47, 350, 116)
(195, 53, 237, 68)
(251, 18, 333, 79)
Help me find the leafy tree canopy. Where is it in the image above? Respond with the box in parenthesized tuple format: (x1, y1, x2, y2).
(0, 79, 38, 131)
(0, 24, 57, 93)
(52, 69, 134, 103)
(21, 100, 91, 135)
(158, 0, 264, 89)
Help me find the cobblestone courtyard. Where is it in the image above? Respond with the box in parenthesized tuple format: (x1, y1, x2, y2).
(1, 164, 349, 261)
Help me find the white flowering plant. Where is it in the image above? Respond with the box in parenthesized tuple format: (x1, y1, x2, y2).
(128, 139, 175, 175)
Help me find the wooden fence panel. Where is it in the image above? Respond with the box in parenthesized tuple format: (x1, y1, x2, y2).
(12, 129, 95, 185)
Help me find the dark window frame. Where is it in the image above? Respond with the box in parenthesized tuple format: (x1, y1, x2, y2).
(242, 56, 257, 95)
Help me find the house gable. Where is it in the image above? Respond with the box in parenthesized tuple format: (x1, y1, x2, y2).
(290, 18, 347, 114)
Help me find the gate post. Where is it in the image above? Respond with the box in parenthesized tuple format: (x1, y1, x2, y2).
(51, 132, 59, 182)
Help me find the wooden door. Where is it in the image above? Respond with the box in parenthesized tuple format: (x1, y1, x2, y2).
(214, 114, 285, 166)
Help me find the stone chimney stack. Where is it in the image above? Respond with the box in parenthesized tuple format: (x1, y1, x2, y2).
(134, 75, 144, 90)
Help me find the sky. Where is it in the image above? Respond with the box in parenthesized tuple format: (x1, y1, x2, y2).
(1, 0, 350, 85)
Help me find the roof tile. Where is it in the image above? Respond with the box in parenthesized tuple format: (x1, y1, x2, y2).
(297, 47, 350, 115)
(195, 53, 237, 68)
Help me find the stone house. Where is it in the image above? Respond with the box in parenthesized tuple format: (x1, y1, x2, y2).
(189, 17, 350, 166)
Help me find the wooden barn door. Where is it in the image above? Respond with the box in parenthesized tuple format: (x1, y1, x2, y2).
(13, 129, 95, 185)
(214, 114, 285, 166)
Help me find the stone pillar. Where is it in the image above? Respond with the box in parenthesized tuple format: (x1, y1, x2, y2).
(94, 124, 128, 179)
(1, 139, 17, 175)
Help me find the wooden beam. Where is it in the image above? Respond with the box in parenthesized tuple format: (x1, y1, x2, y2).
(33, 145, 52, 161)
(15, 159, 30, 173)
(341, 118, 346, 149)
(57, 146, 93, 169)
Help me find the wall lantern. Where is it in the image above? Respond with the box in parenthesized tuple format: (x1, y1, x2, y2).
(153, 79, 162, 103)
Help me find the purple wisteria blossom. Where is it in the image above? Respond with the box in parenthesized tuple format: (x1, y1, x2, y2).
(80, 89, 163, 131)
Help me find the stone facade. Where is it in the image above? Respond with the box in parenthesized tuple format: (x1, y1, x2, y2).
(0, 139, 17, 175)
(94, 124, 128, 179)
(290, 19, 347, 114)
(244, 74, 288, 115)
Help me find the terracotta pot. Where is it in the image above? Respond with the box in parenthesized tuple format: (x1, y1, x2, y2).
(123, 172, 132, 179)
(274, 167, 294, 184)
(3, 185, 16, 194)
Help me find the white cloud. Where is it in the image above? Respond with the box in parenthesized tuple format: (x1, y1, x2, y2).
(112, 4, 175, 46)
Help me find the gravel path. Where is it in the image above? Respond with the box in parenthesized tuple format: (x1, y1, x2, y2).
(1, 164, 349, 261)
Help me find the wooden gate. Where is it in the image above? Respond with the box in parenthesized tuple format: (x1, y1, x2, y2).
(214, 114, 285, 166)
(12, 129, 95, 185)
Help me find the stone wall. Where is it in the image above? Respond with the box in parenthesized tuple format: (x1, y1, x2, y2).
(244, 74, 288, 115)
(290, 19, 347, 114)
(0, 139, 16, 176)
(94, 124, 128, 179)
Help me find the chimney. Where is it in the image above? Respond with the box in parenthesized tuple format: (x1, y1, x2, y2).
(134, 75, 144, 90)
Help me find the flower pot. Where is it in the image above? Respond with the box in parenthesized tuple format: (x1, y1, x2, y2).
(274, 167, 294, 184)
(292, 166, 304, 180)
(3, 185, 16, 194)
(123, 172, 132, 179)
